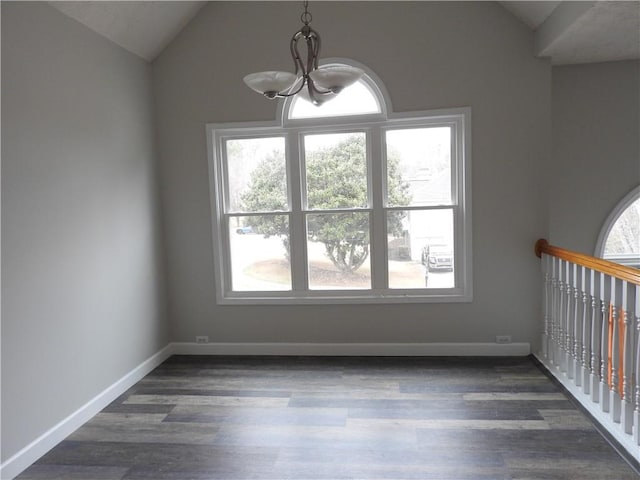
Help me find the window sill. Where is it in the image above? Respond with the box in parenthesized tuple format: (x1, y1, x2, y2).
(217, 290, 473, 305)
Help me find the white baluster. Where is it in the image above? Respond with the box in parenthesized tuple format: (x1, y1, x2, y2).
(620, 281, 635, 434)
(557, 260, 567, 373)
(581, 266, 591, 394)
(633, 284, 640, 446)
(590, 270, 602, 403)
(609, 276, 622, 423)
(542, 254, 550, 360)
(550, 257, 559, 367)
(573, 263, 582, 384)
(559, 259, 568, 373)
(599, 272, 611, 413)
(566, 261, 576, 379)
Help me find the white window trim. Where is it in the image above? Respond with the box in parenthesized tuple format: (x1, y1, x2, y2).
(206, 63, 472, 305)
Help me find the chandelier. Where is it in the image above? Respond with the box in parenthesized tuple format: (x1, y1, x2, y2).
(243, 1, 364, 106)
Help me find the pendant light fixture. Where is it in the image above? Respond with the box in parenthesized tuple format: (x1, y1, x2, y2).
(243, 1, 364, 106)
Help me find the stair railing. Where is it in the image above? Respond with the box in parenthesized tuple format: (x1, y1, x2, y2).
(535, 239, 640, 461)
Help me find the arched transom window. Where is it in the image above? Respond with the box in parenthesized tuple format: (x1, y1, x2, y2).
(207, 61, 472, 304)
(597, 186, 640, 268)
(287, 66, 382, 120)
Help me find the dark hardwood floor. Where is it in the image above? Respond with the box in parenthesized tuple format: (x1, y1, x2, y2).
(18, 355, 639, 479)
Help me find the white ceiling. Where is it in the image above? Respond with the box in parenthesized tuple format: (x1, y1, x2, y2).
(50, 1, 206, 61)
(500, 1, 561, 28)
(49, 1, 640, 65)
(501, 1, 640, 65)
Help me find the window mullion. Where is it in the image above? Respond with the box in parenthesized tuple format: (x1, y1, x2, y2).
(369, 125, 387, 290)
(287, 131, 307, 291)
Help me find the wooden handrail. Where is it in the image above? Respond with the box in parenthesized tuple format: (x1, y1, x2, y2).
(535, 239, 640, 286)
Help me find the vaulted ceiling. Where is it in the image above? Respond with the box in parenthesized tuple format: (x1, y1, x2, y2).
(50, 1, 206, 61)
(49, 1, 640, 65)
(500, 1, 640, 65)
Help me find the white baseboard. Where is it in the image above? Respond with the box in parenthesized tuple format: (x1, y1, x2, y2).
(534, 353, 639, 463)
(170, 341, 531, 357)
(0, 345, 173, 480)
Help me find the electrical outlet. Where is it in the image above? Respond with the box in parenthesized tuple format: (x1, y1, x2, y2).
(496, 335, 512, 344)
(195, 336, 209, 344)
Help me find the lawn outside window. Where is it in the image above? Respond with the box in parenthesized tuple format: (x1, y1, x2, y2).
(207, 61, 472, 304)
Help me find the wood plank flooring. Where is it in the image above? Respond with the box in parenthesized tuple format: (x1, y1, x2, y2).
(17, 356, 639, 479)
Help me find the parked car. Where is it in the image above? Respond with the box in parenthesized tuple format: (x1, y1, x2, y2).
(235, 226, 253, 235)
(421, 244, 453, 271)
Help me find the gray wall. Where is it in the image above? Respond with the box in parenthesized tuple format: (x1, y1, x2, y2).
(1, 2, 168, 462)
(4, 0, 635, 470)
(550, 60, 640, 255)
(153, 2, 550, 346)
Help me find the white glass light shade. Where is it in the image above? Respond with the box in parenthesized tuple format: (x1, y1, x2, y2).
(308, 65, 364, 92)
(243, 71, 297, 97)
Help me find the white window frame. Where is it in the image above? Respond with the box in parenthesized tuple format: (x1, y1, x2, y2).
(206, 63, 472, 305)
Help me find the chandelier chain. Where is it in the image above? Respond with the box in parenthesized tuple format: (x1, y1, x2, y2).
(300, 0, 312, 25)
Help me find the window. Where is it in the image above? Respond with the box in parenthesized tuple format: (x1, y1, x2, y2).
(596, 186, 640, 268)
(289, 80, 381, 119)
(207, 62, 471, 304)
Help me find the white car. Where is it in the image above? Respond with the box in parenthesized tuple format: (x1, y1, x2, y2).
(422, 244, 453, 271)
